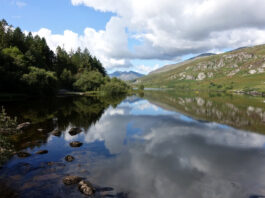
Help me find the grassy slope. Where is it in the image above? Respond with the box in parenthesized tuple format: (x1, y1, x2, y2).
(137, 44, 265, 94)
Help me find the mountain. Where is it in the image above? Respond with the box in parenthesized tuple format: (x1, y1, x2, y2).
(149, 53, 215, 75)
(136, 44, 265, 95)
(188, 53, 216, 60)
(109, 71, 144, 81)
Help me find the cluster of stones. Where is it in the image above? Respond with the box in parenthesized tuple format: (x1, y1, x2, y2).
(16, 127, 83, 161)
(14, 125, 100, 196)
(62, 176, 95, 196)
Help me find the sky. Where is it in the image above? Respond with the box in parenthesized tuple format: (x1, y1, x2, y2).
(1, 0, 265, 74)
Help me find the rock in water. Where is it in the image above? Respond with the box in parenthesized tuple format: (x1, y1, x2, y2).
(65, 155, 74, 162)
(63, 176, 83, 185)
(69, 128, 82, 136)
(46, 161, 65, 167)
(78, 180, 95, 196)
(17, 151, 31, 158)
(37, 128, 44, 132)
(51, 129, 61, 137)
(16, 122, 30, 130)
(36, 150, 48, 154)
(70, 141, 83, 147)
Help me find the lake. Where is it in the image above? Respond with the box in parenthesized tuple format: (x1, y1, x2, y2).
(1, 91, 265, 198)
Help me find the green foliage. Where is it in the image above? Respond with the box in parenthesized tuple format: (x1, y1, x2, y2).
(138, 84, 144, 90)
(60, 69, 74, 89)
(2, 47, 26, 68)
(21, 67, 58, 95)
(0, 19, 113, 95)
(0, 106, 17, 130)
(100, 77, 131, 96)
(0, 134, 14, 166)
(0, 47, 27, 92)
(0, 106, 16, 165)
(74, 70, 104, 91)
(217, 84, 223, 89)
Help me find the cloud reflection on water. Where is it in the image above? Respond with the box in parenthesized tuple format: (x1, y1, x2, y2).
(73, 98, 265, 198)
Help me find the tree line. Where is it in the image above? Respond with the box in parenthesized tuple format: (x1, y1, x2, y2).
(0, 19, 131, 96)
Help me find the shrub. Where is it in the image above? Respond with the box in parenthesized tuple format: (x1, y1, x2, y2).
(0, 106, 16, 165)
(138, 84, 144, 91)
(0, 106, 17, 130)
(21, 66, 58, 95)
(217, 84, 223, 89)
(100, 77, 131, 96)
(74, 70, 104, 92)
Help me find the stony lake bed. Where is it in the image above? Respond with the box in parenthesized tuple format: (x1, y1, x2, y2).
(1, 92, 265, 198)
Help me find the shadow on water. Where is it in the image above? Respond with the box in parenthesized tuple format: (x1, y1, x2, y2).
(1, 95, 125, 151)
(144, 90, 265, 134)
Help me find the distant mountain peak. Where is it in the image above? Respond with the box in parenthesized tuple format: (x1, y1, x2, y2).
(188, 53, 216, 60)
(109, 71, 145, 81)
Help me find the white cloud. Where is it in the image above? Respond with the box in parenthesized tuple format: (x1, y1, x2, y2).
(15, 1, 26, 7)
(32, 17, 132, 69)
(83, 107, 127, 154)
(33, 0, 265, 71)
(134, 64, 160, 74)
(134, 101, 159, 111)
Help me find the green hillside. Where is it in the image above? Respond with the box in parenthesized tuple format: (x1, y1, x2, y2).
(136, 44, 265, 95)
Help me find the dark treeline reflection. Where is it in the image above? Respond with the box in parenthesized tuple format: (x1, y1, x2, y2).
(0, 95, 126, 151)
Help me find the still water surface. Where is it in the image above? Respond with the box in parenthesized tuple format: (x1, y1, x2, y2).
(1, 92, 265, 198)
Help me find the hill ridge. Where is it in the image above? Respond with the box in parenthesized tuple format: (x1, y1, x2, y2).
(110, 71, 144, 81)
(137, 44, 265, 95)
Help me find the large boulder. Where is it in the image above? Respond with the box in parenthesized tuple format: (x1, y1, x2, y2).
(35, 150, 48, 155)
(69, 141, 83, 147)
(196, 72, 206, 81)
(65, 155, 74, 162)
(69, 128, 82, 136)
(16, 122, 30, 130)
(51, 129, 61, 137)
(78, 180, 95, 196)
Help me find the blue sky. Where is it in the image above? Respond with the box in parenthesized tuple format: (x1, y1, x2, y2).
(0, 0, 177, 73)
(1, 0, 264, 74)
(0, 0, 113, 34)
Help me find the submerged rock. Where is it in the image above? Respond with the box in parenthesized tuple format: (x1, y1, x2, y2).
(65, 155, 74, 162)
(46, 161, 65, 167)
(16, 122, 30, 130)
(37, 128, 44, 132)
(78, 180, 95, 196)
(70, 141, 83, 147)
(17, 151, 31, 158)
(51, 129, 61, 137)
(69, 128, 82, 136)
(63, 176, 83, 185)
(36, 150, 48, 155)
